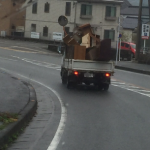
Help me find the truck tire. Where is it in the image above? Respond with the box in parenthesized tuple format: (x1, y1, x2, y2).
(67, 81, 75, 89)
(67, 79, 76, 89)
(62, 73, 67, 84)
(103, 84, 109, 91)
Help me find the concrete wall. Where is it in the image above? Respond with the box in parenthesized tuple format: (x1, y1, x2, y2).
(25, 0, 121, 48)
(0, 0, 26, 35)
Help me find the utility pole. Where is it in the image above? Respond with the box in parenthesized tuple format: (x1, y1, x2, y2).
(135, 0, 143, 61)
(148, 0, 150, 18)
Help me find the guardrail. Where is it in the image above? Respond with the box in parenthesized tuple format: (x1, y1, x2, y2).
(140, 47, 150, 54)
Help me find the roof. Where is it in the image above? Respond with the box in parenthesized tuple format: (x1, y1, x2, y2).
(121, 6, 149, 16)
(77, 0, 123, 4)
(127, 0, 148, 6)
(121, 0, 131, 9)
(122, 17, 138, 29)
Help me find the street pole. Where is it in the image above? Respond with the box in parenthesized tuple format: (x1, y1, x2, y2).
(119, 38, 121, 61)
(148, 0, 150, 18)
(116, 17, 120, 64)
(143, 39, 146, 54)
(135, 0, 143, 61)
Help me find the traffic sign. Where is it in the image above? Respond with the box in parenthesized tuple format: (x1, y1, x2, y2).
(142, 24, 149, 39)
(119, 34, 122, 38)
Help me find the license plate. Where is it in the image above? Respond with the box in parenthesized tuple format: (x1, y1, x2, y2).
(84, 72, 93, 78)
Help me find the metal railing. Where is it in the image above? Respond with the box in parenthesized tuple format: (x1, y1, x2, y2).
(140, 47, 150, 54)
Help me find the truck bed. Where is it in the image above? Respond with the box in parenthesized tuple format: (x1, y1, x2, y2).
(63, 59, 115, 73)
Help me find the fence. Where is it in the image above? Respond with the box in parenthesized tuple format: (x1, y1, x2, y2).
(140, 47, 150, 54)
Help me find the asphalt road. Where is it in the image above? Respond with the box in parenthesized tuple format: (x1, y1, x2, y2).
(0, 39, 150, 150)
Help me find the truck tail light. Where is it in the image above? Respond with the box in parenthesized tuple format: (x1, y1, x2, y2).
(105, 73, 110, 77)
(74, 71, 79, 75)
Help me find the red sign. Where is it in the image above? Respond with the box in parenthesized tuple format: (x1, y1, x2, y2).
(142, 36, 149, 39)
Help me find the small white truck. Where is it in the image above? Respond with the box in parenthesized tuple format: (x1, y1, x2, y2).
(58, 16, 115, 90)
(60, 57, 115, 90)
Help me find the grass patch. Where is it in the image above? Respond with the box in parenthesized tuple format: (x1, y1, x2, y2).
(0, 112, 18, 130)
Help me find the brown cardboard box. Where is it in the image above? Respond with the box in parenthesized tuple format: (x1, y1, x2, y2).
(66, 46, 74, 59)
(74, 45, 86, 60)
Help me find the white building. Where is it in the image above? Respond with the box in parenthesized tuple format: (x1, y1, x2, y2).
(25, 0, 123, 48)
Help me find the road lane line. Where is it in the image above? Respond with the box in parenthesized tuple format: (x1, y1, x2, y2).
(11, 46, 59, 55)
(11, 46, 50, 54)
(0, 67, 67, 150)
(112, 82, 150, 98)
(0, 56, 17, 61)
(11, 55, 61, 70)
(0, 46, 37, 53)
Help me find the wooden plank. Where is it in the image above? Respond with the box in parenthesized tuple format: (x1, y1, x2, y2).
(68, 38, 80, 45)
(74, 45, 86, 60)
(63, 35, 71, 45)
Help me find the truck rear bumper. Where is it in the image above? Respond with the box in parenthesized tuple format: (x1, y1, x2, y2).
(68, 72, 110, 85)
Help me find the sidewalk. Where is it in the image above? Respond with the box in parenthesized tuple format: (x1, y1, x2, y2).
(0, 71, 37, 149)
(115, 61, 150, 75)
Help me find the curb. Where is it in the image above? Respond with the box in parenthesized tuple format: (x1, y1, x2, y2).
(0, 81, 37, 149)
(115, 66, 150, 76)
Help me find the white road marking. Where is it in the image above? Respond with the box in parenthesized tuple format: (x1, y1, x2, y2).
(11, 55, 61, 70)
(0, 67, 67, 150)
(112, 80, 150, 98)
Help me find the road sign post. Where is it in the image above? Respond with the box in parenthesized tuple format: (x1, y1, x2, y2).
(119, 34, 122, 61)
(142, 24, 149, 54)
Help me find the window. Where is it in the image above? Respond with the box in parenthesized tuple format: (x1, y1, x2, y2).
(131, 44, 136, 49)
(81, 4, 92, 16)
(43, 26, 48, 37)
(31, 24, 36, 32)
(65, 2, 71, 16)
(104, 30, 115, 41)
(125, 44, 130, 48)
(106, 6, 116, 17)
(44, 2, 50, 13)
(32, 3, 37, 14)
(65, 27, 70, 35)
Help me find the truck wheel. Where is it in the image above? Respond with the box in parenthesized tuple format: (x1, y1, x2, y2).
(62, 74, 67, 84)
(67, 81, 74, 89)
(67, 80, 76, 89)
(97, 84, 103, 91)
(103, 84, 109, 91)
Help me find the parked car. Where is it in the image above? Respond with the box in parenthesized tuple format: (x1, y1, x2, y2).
(118, 42, 136, 59)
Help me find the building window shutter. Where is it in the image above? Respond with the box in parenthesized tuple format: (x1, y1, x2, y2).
(64, 27, 70, 35)
(104, 30, 115, 41)
(81, 4, 92, 16)
(106, 6, 116, 17)
(44, 2, 50, 13)
(65, 2, 71, 16)
(32, 3, 37, 14)
(31, 24, 36, 32)
(43, 26, 48, 37)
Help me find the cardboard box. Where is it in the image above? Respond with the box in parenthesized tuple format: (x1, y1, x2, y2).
(74, 45, 86, 60)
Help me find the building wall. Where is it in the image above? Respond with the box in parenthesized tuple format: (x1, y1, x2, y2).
(25, 0, 121, 48)
(0, 0, 26, 35)
(121, 29, 133, 42)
